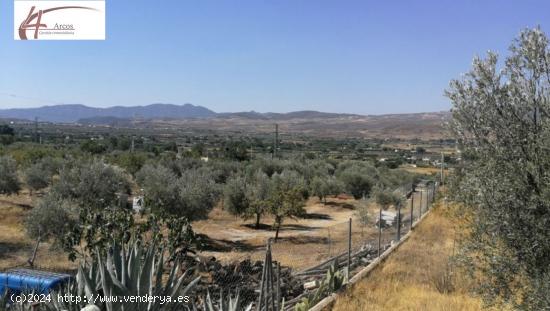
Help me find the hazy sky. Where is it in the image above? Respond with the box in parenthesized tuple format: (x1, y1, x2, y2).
(1, 0, 549, 114)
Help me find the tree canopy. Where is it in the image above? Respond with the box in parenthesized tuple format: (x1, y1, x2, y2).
(447, 27, 550, 309)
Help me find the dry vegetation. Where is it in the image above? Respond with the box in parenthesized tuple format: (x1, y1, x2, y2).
(193, 196, 380, 270)
(1, 189, 422, 273)
(0, 191, 362, 271)
(0, 192, 75, 271)
(330, 202, 489, 311)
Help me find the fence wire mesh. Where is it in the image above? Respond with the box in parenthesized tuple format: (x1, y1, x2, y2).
(183, 182, 440, 310)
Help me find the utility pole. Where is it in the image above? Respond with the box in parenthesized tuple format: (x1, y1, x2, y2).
(272, 124, 279, 159)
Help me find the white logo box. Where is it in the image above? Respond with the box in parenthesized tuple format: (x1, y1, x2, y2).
(14, 0, 105, 40)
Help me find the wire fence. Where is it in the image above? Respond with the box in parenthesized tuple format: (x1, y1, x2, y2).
(203, 180, 441, 310)
(0, 182, 440, 311)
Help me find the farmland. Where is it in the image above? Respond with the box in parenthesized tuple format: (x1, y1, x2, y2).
(0, 118, 450, 309)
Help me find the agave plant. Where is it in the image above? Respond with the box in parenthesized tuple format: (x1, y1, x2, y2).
(294, 259, 345, 311)
(14, 240, 201, 311)
(73, 240, 200, 311)
(195, 291, 252, 311)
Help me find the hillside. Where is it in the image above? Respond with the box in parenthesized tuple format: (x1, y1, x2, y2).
(0, 103, 216, 123)
(142, 111, 450, 139)
(0, 104, 450, 139)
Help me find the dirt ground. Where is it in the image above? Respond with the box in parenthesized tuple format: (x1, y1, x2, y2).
(1, 190, 426, 273)
(0, 191, 75, 271)
(193, 190, 428, 271)
(193, 196, 372, 270)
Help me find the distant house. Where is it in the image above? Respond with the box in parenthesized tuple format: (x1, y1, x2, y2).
(200, 157, 209, 162)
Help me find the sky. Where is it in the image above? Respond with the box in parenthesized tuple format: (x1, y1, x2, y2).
(1, 0, 550, 115)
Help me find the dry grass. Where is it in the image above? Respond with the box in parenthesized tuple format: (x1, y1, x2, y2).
(193, 196, 370, 270)
(0, 193, 75, 271)
(400, 165, 442, 175)
(331, 203, 489, 311)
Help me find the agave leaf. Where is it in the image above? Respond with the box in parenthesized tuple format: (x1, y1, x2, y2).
(112, 242, 122, 280)
(205, 290, 215, 311)
(79, 264, 98, 302)
(121, 244, 128, 287)
(154, 250, 164, 294)
(138, 245, 155, 296)
(174, 275, 201, 299)
(128, 243, 141, 293)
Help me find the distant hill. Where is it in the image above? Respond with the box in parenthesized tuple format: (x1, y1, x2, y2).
(0, 103, 216, 123)
(144, 111, 451, 140)
(0, 104, 450, 139)
(217, 110, 359, 120)
(0, 104, 365, 123)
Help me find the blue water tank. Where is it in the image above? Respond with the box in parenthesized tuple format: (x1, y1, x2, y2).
(0, 268, 73, 295)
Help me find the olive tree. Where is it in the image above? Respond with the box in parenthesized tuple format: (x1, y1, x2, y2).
(337, 166, 374, 199)
(447, 27, 550, 309)
(50, 160, 131, 259)
(25, 163, 50, 195)
(310, 176, 344, 204)
(136, 164, 179, 214)
(0, 155, 20, 195)
(246, 170, 273, 228)
(137, 164, 219, 220)
(268, 170, 307, 241)
(53, 159, 130, 209)
(223, 175, 249, 217)
(177, 167, 220, 220)
(25, 194, 77, 248)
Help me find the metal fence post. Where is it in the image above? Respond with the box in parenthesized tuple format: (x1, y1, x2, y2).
(419, 189, 423, 216)
(378, 205, 382, 258)
(396, 201, 401, 241)
(347, 218, 352, 276)
(427, 188, 431, 210)
(276, 262, 281, 311)
(410, 194, 414, 230)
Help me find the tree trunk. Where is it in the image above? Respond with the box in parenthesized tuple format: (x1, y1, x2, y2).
(274, 217, 282, 242)
(28, 235, 41, 267)
(255, 213, 261, 229)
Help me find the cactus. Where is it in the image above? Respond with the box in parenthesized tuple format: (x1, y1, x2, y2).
(294, 259, 345, 311)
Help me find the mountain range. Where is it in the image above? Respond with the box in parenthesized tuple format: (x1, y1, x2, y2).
(0, 103, 217, 123)
(0, 103, 364, 123)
